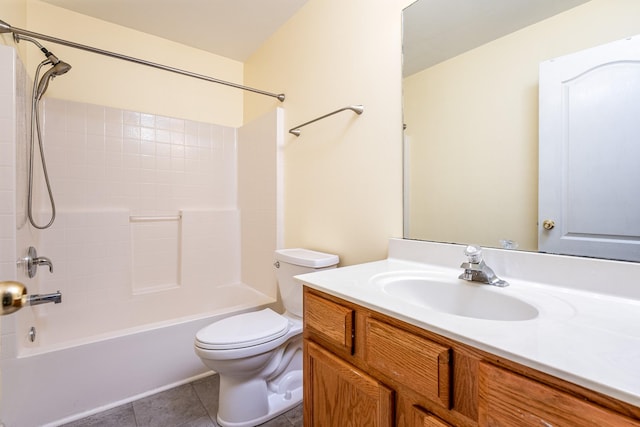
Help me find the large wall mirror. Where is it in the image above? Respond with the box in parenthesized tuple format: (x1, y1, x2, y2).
(403, 0, 640, 261)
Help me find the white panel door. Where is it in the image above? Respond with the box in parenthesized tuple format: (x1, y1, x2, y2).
(539, 35, 640, 262)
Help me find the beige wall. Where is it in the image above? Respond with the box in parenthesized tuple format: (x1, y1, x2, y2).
(244, 0, 409, 265)
(1, 0, 244, 126)
(0, 0, 27, 56)
(404, 0, 640, 251)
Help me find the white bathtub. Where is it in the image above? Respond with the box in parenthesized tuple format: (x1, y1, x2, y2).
(1, 284, 275, 427)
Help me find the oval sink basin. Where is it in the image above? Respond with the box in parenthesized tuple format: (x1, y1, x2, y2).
(374, 272, 539, 321)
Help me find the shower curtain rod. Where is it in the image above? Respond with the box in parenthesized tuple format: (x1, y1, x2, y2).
(0, 19, 285, 102)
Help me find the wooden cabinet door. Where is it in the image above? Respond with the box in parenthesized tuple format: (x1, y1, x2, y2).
(479, 362, 640, 427)
(411, 406, 452, 427)
(304, 340, 394, 427)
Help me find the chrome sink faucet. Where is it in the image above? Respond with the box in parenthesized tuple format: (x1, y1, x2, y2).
(459, 245, 508, 287)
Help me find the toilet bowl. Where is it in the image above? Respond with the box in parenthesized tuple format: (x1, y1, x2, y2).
(194, 248, 339, 427)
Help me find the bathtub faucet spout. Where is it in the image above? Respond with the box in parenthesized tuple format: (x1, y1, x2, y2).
(27, 291, 62, 306)
(0, 281, 62, 315)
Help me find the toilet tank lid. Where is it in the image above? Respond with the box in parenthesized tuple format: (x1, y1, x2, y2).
(275, 248, 339, 268)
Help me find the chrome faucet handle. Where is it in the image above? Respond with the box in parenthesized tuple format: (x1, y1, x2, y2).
(35, 256, 53, 272)
(463, 244, 483, 264)
(459, 244, 509, 287)
(25, 247, 53, 278)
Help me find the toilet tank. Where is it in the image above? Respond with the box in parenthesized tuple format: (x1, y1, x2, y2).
(274, 248, 339, 317)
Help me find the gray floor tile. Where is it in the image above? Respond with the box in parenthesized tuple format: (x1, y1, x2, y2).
(61, 376, 302, 427)
(133, 383, 209, 427)
(192, 374, 220, 421)
(257, 416, 293, 427)
(256, 404, 302, 427)
(177, 415, 217, 427)
(283, 404, 303, 427)
(60, 403, 137, 427)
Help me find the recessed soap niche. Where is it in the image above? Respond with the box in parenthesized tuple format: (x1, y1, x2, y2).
(130, 213, 182, 294)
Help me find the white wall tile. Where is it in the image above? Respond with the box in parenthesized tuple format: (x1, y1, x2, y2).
(65, 102, 86, 134)
(0, 95, 13, 122)
(156, 129, 171, 143)
(105, 121, 123, 138)
(140, 113, 155, 128)
(105, 106, 123, 123)
(0, 167, 13, 191)
(34, 99, 239, 280)
(123, 110, 140, 125)
(2, 129, 16, 158)
(4, 86, 260, 355)
(0, 47, 16, 278)
(0, 191, 13, 214)
(156, 115, 172, 130)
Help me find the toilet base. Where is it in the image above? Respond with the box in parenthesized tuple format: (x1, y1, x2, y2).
(216, 371, 303, 427)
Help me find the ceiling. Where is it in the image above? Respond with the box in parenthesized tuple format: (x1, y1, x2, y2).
(403, 0, 590, 77)
(41, 0, 590, 70)
(41, 0, 309, 61)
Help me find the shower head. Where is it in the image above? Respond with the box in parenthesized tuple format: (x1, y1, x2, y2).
(10, 32, 72, 100)
(36, 59, 71, 100)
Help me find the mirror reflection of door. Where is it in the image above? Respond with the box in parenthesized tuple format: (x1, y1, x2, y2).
(539, 35, 640, 262)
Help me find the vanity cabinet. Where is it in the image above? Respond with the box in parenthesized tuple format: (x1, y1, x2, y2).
(303, 287, 640, 427)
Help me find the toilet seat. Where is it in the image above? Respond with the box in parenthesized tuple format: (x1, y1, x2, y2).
(195, 308, 289, 350)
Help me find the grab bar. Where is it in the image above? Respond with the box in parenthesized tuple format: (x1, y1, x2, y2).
(289, 105, 364, 136)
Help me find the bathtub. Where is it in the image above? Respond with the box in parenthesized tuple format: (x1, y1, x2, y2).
(1, 284, 275, 427)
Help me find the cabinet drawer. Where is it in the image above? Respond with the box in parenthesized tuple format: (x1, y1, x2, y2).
(365, 318, 451, 408)
(304, 291, 354, 353)
(479, 362, 640, 427)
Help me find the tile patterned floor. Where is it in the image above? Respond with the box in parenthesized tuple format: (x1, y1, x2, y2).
(61, 374, 303, 427)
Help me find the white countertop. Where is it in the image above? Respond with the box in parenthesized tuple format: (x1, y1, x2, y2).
(296, 240, 640, 407)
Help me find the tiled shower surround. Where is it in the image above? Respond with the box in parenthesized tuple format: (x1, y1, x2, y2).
(0, 46, 20, 284)
(1, 44, 281, 426)
(17, 96, 255, 354)
(40, 98, 237, 214)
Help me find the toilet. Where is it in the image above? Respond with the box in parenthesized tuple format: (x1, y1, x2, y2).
(194, 248, 339, 427)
